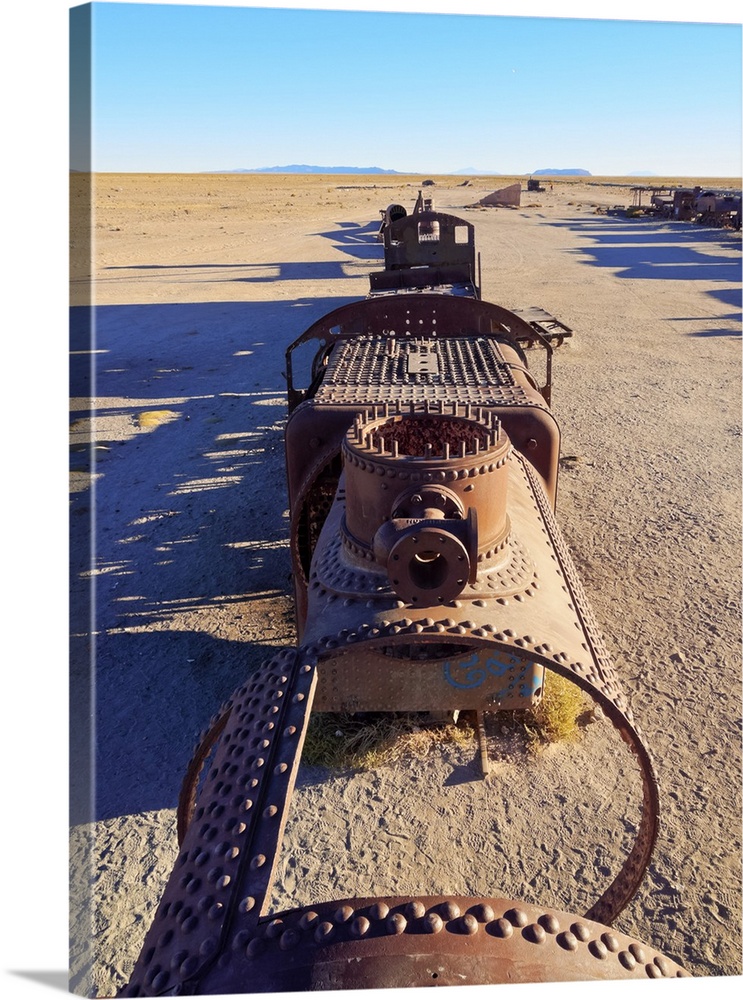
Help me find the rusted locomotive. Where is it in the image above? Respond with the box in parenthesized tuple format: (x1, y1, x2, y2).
(121, 197, 687, 995)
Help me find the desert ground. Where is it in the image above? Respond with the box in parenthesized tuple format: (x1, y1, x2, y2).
(69, 172, 741, 997)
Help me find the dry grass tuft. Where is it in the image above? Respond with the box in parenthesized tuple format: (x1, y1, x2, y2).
(303, 712, 473, 770)
(303, 672, 589, 771)
(522, 672, 589, 751)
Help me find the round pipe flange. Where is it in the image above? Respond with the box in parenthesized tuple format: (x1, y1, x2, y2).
(387, 524, 472, 605)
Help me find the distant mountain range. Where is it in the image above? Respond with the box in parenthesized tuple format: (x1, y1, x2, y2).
(212, 165, 596, 176)
(456, 167, 595, 177)
(215, 165, 400, 174)
(532, 168, 591, 176)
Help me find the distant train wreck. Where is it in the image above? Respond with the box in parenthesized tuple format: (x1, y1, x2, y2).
(624, 184, 741, 229)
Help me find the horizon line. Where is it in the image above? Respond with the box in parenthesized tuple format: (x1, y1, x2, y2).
(71, 169, 743, 180)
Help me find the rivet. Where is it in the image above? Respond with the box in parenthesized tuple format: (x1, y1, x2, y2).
(646, 963, 663, 979)
(525, 923, 547, 944)
(492, 918, 513, 938)
(619, 950, 637, 971)
(170, 949, 188, 970)
(589, 939, 608, 959)
(246, 937, 265, 958)
(250, 854, 266, 869)
(334, 905, 354, 924)
(179, 956, 200, 977)
(629, 943, 647, 963)
(232, 930, 251, 951)
(239, 896, 255, 914)
(315, 921, 335, 943)
(387, 912, 407, 935)
(654, 956, 673, 977)
(440, 901, 460, 921)
(299, 911, 319, 930)
(423, 912, 443, 934)
(539, 913, 560, 934)
(406, 900, 425, 919)
(460, 913, 479, 935)
(472, 904, 494, 922)
(280, 929, 301, 951)
(351, 916, 370, 938)
(263, 805, 278, 818)
(144, 966, 162, 987)
(505, 907, 528, 928)
(571, 921, 591, 942)
(150, 971, 170, 992)
(601, 932, 620, 953)
(265, 919, 284, 939)
(370, 902, 389, 920)
(557, 931, 578, 951)
(207, 903, 224, 921)
(199, 937, 217, 957)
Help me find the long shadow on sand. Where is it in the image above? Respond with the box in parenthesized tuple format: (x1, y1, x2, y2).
(99, 221, 385, 284)
(70, 295, 356, 824)
(548, 215, 741, 282)
(102, 260, 374, 283)
(312, 219, 385, 260)
(545, 215, 741, 336)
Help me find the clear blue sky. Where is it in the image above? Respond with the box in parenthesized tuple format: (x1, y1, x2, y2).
(73, 1, 742, 177)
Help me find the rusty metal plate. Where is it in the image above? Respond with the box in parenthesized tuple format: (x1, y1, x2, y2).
(121, 648, 318, 997)
(198, 896, 689, 994)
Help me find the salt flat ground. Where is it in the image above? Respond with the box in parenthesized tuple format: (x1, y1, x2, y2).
(69, 174, 742, 996)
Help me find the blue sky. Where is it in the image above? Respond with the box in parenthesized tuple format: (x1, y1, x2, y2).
(73, 1, 742, 176)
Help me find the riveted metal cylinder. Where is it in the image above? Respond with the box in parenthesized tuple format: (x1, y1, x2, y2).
(342, 405, 511, 557)
(340, 406, 511, 606)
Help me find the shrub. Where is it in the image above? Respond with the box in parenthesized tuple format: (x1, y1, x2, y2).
(523, 671, 588, 750)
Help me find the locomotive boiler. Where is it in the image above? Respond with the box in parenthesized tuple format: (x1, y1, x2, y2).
(120, 197, 687, 995)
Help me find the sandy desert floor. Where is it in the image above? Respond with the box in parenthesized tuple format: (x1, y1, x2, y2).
(69, 173, 741, 997)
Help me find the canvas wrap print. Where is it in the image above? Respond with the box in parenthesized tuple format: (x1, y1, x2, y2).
(69, 3, 743, 997)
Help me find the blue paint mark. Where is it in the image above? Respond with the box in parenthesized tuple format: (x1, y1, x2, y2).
(443, 652, 520, 690)
(443, 652, 486, 690)
(444, 653, 545, 701)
